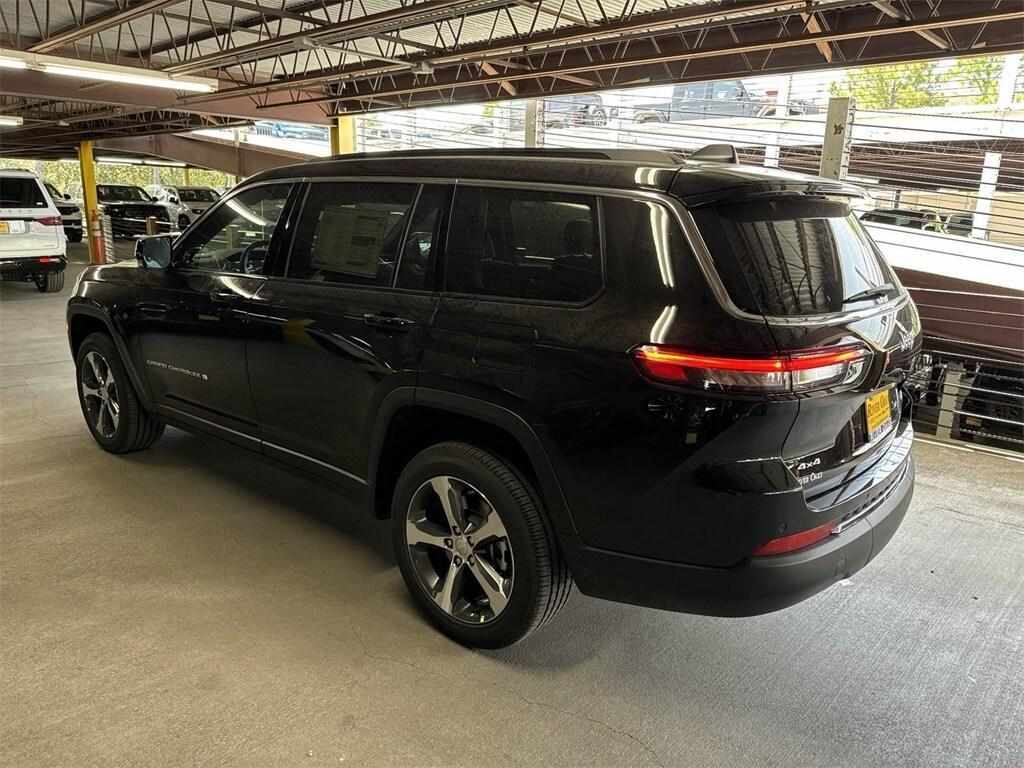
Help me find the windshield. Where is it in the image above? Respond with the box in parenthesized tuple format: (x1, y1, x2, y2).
(179, 188, 219, 203)
(97, 185, 150, 202)
(692, 197, 895, 317)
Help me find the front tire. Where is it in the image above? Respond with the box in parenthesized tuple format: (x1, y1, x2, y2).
(75, 332, 164, 453)
(35, 271, 64, 293)
(391, 442, 572, 648)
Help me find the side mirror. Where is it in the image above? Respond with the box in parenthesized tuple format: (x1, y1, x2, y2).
(169, 196, 179, 204)
(136, 235, 172, 269)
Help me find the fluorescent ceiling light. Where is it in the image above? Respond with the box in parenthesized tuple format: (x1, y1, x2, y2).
(97, 156, 187, 167)
(0, 48, 217, 93)
(43, 63, 216, 92)
(0, 116, 24, 126)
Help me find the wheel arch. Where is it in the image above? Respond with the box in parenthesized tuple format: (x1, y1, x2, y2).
(67, 304, 153, 408)
(368, 388, 577, 538)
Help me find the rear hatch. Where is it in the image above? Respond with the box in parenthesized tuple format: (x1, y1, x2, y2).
(0, 176, 61, 255)
(685, 187, 921, 512)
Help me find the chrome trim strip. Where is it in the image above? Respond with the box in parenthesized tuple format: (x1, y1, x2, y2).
(160, 405, 261, 444)
(830, 460, 908, 535)
(262, 440, 368, 486)
(161, 403, 367, 485)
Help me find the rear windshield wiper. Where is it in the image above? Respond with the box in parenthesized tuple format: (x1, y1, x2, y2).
(843, 282, 898, 304)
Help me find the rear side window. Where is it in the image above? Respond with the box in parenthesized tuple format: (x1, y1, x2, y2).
(288, 182, 443, 289)
(691, 197, 894, 317)
(0, 178, 47, 208)
(445, 186, 602, 303)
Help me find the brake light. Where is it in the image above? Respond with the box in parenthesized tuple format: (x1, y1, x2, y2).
(750, 520, 836, 556)
(632, 344, 871, 394)
(36, 215, 62, 226)
(38, 257, 63, 263)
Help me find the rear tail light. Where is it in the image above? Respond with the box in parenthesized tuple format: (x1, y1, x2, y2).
(38, 257, 63, 263)
(36, 215, 62, 226)
(631, 344, 872, 394)
(750, 520, 837, 556)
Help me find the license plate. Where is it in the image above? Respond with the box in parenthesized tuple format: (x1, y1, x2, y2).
(0, 221, 25, 234)
(865, 388, 894, 442)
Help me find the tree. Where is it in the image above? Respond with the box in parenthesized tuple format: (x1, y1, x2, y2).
(952, 56, 1005, 104)
(830, 62, 947, 109)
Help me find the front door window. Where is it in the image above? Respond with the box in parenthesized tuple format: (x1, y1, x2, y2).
(176, 183, 292, 274)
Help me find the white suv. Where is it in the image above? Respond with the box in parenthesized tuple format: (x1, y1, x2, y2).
(0, 170, 67, 293)
(143, 184, 192, 229)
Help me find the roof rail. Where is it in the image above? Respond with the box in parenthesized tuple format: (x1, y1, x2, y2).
(307, 147, 685, 165)
(689, 144, 739, 164)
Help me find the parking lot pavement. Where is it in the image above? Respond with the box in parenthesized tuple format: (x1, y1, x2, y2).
(2, 252, 1022, 768)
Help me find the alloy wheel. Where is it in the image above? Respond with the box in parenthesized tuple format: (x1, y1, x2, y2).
(80, 350, 120, 438)
(405, 475, 514, 624)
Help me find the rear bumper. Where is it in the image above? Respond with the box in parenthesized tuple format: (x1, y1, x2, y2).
(0, 255, 67, 279)
(562, 455, 914, 617)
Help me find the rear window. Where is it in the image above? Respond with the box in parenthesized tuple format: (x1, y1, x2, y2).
(691, 197, 894, 317)
(0, 178, 47, 208)
(179, 188, 219, 203)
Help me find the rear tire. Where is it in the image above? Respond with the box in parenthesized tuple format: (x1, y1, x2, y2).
(35, 271, 64, 293)
(67, 229, 83, 243)
(76, 332, 164, 454)
(391, 441, 572, 648)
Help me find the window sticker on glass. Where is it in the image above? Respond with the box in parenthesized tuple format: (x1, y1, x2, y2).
(310, 207, 394, 278)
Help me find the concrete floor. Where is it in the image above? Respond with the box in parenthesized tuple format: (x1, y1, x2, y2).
(2, 245, 1023, 768)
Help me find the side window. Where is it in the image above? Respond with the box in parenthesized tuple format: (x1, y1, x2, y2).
(177, 183, 291, 274)
(287, 182, 423, 287)
(395, 185, 446, 291)
(445, 186, 602, 303)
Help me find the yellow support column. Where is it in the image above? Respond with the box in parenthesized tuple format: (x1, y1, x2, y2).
(78, 140, 101, 265)
(330, 115, 356, 155)
(183, 167, 191, 186)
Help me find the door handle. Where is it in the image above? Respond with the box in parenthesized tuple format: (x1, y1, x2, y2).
(363, 312, 414, 331)
(137, 301, 166, 316)
(210, 289, 242, 303)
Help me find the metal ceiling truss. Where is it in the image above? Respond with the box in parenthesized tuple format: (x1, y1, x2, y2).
(0, 0, 1021, 159)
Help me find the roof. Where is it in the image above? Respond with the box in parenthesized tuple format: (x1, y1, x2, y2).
(250, 147, 864, 200)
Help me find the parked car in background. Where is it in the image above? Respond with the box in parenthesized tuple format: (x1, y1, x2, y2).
(860, 207, 946, 233)
(144, 184, 192, 229)
(0, 170, 66, 292)
(176, 186, 220, 220)
(943, 212, 975, 236)
(255, 121, 330, 142)
(145, 184, 219, 228)
(543, 93, 608, 128)
(632, 80, 818, 123)
(43, 181, 83, 243)
(70, 146, 919, 648)
(80, 183, 171, 238)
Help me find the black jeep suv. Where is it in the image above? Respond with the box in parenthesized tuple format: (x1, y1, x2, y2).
(67, 147, 920, 648)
